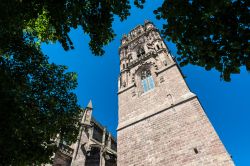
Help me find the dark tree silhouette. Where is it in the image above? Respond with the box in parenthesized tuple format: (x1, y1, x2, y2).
(0, 41, 80, 165)
(0, 0, 137, 164)
(154, 0, 249, 81)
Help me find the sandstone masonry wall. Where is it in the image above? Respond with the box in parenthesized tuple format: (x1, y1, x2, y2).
(118, 98, 234, 166)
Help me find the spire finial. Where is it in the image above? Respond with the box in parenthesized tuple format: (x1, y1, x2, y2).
(87, 100, 93, 109)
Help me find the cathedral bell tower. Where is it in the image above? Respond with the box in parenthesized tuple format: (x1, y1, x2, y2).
(117, 21, 234, 166)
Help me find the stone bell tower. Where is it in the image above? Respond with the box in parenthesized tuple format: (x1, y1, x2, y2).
(117, 21, 234, 166)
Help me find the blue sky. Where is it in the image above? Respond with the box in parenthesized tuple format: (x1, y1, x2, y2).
(42, 1, 250, 165)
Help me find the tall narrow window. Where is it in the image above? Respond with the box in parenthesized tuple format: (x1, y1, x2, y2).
(141, 69, 155, 93)
(137, 46, 145, 58)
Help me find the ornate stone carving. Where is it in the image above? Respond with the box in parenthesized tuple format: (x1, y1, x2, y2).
(146, 42, 155, 51)
(154, 64, 158, 70)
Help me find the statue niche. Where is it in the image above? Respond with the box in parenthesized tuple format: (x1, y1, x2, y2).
(136, 45, 145, 58)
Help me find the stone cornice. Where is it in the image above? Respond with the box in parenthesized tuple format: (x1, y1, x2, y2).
(118, 83, 136, 95)
(127, 51, 156, 69)
(117, 92, 197, 131)
(120, 48, 167, 70)
(155, 62, 176, 75)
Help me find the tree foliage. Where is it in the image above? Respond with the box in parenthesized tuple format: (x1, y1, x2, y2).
(0, 0, 132, 55)
(154, 0, 250, 81)
(0, 40, 80, 165)
(0, 0, 136, 164)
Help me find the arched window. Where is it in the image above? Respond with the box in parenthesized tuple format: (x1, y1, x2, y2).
(141, 69, 155, 93)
